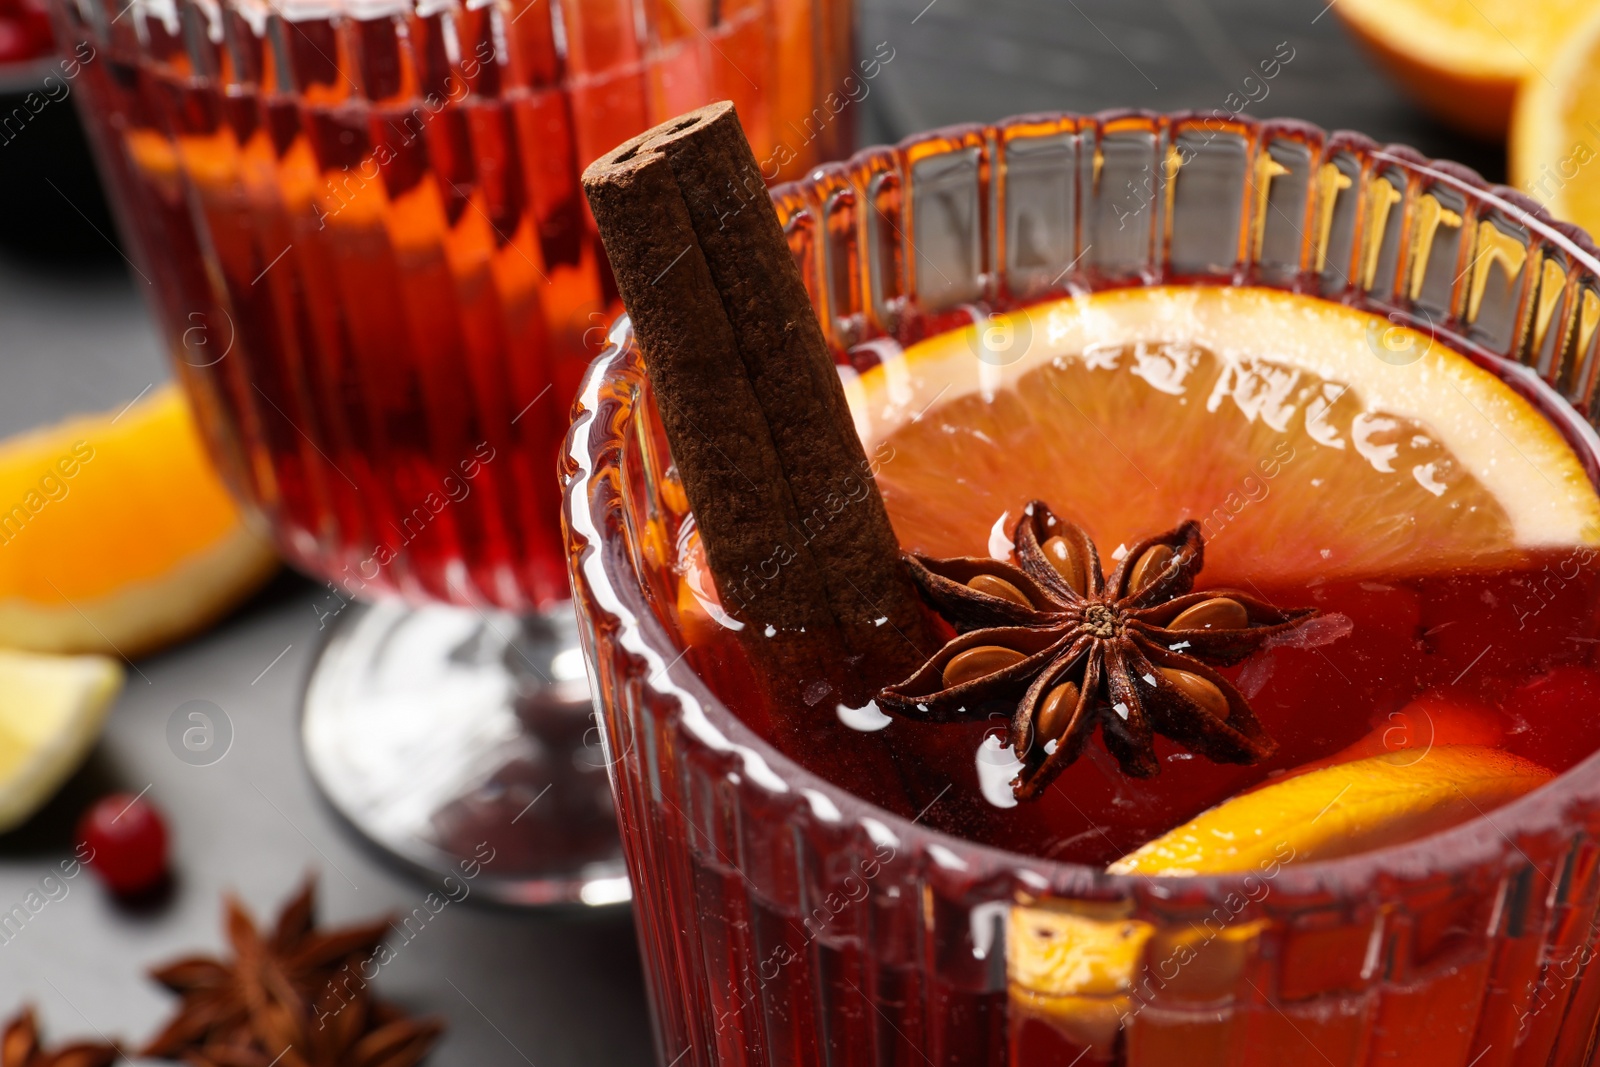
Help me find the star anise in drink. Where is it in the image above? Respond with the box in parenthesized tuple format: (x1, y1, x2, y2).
(876, 501, 1319, 799)
(143, 879, 443, 1067)
(1, 1008, 117, 1067)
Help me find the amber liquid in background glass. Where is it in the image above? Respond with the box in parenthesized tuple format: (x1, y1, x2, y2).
(674, 330, 1600, 867)
(59, 0, 851, 609)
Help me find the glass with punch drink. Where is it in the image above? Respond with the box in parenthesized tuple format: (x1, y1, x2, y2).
(566, 106, 1600, 1063)
(50, 0, 858, 900)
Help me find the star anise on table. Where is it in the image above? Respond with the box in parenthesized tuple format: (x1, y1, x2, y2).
(143, 879, 443, 1067)
(2, 1007, 118, 1067)
(876, 501, 1319, 800)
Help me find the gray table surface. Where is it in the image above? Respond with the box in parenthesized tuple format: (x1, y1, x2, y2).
(0, 1, 1506, 1063)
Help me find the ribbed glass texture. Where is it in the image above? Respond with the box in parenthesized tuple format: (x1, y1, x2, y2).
(563, 111, 1600, 1066)
(52, 0, 853, 610)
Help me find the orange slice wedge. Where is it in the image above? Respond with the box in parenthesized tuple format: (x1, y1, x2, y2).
(0, 385, 278, 658)
(1332, 0, 1592, 140)
(1108, 745, 1552, 876)
(1510, 4, 1600, 235)
(853, 287, 1600, 588)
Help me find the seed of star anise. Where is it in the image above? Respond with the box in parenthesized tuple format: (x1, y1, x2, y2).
(143, 879, 442, 1067)
(877, 501, 1319, 800)
(1, 1007, 117, 1067)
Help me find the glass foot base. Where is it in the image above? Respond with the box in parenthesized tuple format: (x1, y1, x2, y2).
(301, 600, 628, 906)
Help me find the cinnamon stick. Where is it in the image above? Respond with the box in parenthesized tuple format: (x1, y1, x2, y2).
(581, 102, 935, 701)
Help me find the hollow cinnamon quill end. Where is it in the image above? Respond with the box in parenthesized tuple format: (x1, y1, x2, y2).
(582, 101, 736, 185)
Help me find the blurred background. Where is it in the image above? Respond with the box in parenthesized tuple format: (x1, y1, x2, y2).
(0, 0, 1586, 1062)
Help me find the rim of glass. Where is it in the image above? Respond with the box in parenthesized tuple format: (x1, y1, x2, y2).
(564, 108, 1600, 904)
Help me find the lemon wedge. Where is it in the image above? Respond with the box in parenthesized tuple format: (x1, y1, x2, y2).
(0, 649, 123, 832)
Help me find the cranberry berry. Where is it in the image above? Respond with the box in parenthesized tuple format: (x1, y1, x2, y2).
(77, 792, 169, 896)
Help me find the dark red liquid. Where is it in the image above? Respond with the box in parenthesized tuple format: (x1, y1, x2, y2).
(681, 548, 1600, 864)
(654, 291, 1600, 866)
(658, 293, 1600, 865)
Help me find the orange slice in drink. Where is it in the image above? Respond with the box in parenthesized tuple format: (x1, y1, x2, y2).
(1108, 745, 1552, 876)
(1008, 744, 1550, 1047)
(1006, 903, 1156, 1054)
(1254, 689, 1505, 785)
(0, 385, 278, 658)
(1332, 0, 1591, 140)
(1007, 901, 1266, 1056)
(853, 287, 1600, 588)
